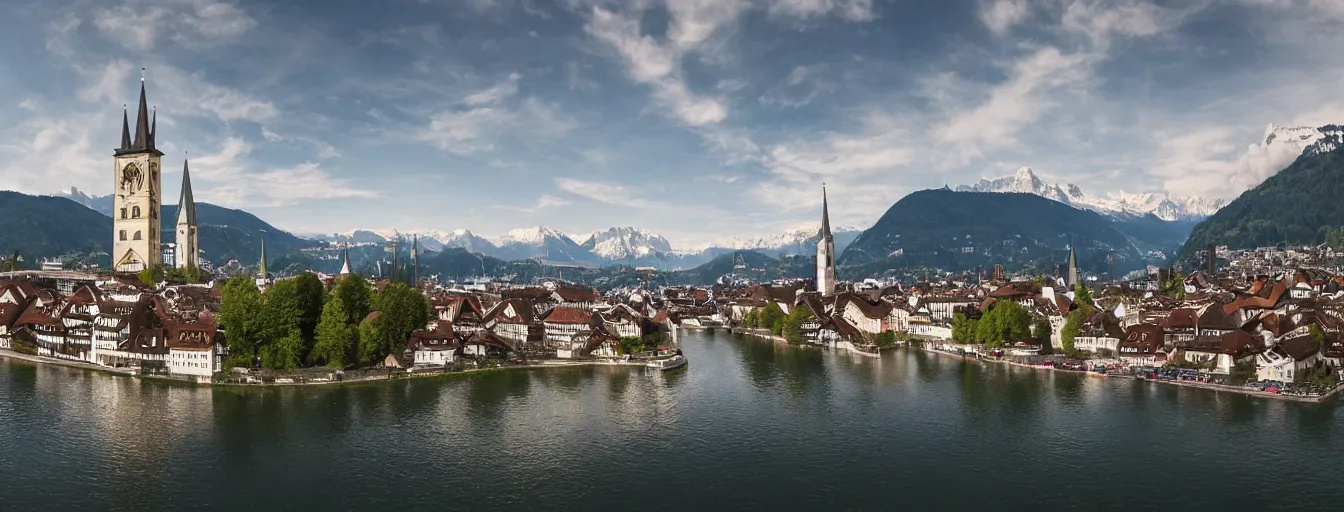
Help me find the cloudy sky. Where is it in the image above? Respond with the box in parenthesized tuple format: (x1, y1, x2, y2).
(2, 0, 1342, 248)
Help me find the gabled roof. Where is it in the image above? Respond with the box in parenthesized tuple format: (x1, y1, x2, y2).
(542, 306, 593, 325)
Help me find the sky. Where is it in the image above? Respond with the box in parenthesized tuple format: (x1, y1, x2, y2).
(2, 0, 1343, 249)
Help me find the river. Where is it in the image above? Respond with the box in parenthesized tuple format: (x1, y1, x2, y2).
(2, 330, 1343, 511)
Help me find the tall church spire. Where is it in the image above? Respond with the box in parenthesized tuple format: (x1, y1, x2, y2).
(119, 105, 132, 152)
(821, 184, 833, 241)
(131, 72, 152, 151)
(176, 158, 196, 226)
(816, 184, 837, 297)
(339, 245, 352, 275)
(258, 231, 268, 279)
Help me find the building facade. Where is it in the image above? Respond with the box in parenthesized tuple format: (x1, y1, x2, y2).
(113, 78, 164, 273)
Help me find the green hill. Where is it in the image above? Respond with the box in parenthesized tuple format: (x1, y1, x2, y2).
(669, 250, 814, 285)
(839, 189, 1144, 276)
(162, 203, 312, 265)
(0, 192, 112, 260)
(1180, 127, 1344, 260)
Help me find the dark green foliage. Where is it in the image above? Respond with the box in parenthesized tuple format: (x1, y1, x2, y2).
(1061, 309, 1087, 356)
(839, 189, 1144, 275)
(1180, 134, 1344, 258)
(332, 275, 372, 326)
(760, 302, 787, 336)
(619, 337, 648, 354)
(219, 276, 265, 368)
(873, 332, 898, 349)
(782, 306, 814, 343)
(311, 297, 356, 368)
(975, 301, 1032, 348)
(1032, 318, 1053, 348)
(361, 282, 430, 363)
(952, 313, 979, 343)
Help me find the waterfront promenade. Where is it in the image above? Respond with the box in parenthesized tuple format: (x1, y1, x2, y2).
(915, 344, 1344, 404)
(0, 348, 683, 388)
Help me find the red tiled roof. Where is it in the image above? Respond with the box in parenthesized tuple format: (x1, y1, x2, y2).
(543, 307, 593, 324)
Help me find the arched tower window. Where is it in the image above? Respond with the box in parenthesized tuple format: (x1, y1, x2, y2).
(120, 208, 127, 219)
(132, 206, 141, 218)
(133, 231, 142, 240)
(119, 230, 127, 241)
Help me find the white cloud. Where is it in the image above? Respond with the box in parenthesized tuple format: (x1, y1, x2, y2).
(191, 137, 373, 206)
(93, 0, 256, 50)
(978, 0, 1030, 35)
(765, 0, 875, 22)
(556, 177, 648, 206)
(417, 75, 574, 155)
(465, 73, 521, 106)
(938, 47, 1093, 158)
(536, 194, 571, 209)
(758, 63, 834, 108)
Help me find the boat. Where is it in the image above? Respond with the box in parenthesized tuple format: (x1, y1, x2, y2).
(646, 354, 688, 371)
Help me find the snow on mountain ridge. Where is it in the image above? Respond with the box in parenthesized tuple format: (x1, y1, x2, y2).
(583, 227, 673, 261)
(957, 167, 1224, 221)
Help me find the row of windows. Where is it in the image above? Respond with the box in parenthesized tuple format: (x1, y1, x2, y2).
(119, 203, 157, 220)
(119, 230, 143, 241)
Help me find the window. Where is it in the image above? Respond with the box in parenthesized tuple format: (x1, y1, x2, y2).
(133, 231, 142, 240)
(119, 230, 127, 241)
(120, 208, 127, 219)
(132, 206, 140, 218)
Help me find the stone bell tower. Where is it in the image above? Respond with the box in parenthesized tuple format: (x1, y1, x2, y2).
(112, 71, 164, 273)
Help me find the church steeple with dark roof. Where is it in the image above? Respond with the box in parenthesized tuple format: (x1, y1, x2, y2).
(119, 106, 132, 152)
(118, 69, 162, 156)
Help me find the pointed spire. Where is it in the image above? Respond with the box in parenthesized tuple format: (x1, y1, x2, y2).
(119, 105, 132, 151)
(339, 245, 352, 275)
(150, 106, 157, 148)
(820, 184, 833, 241)
(176, 157, 196, 227)
(258, 230, 268, 279)
(131, 69, 153, 151)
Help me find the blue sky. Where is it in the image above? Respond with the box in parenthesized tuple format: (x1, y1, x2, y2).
(2, 0, 1343, 248)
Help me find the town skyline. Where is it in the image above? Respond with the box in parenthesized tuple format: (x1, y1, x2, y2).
(3, 0, 1344, 247)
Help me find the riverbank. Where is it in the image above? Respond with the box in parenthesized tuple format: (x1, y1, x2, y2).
(913, 344, 1343, 404)
(0, 348, 683, 389)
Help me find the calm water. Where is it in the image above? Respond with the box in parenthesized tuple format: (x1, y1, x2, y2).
(3, 330, 1344, 511)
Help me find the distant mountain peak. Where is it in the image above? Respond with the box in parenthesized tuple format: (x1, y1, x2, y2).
(956, 168, 1223, 221)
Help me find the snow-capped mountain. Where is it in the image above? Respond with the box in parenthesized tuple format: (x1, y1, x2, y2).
(581, 227, 673, 261)
(51, 187, 113, 216)
(956, 167, 1224, 221)
(716, 224, 863, 256)
(496, 226, 591, 263)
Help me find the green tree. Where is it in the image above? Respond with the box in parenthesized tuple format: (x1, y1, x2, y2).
(760, 302, 787, 336)
(1060, 309, 1087, 356)
(743, 309, 758, 328)
(1326, 226, 1344, 250)
(1310, 324, 1325, 348)
(1073, 284, 1093, 313)
(873, 331, 898, 349)
(219, 276, 265, 368)
(1033, 318, 1053, 352)
(290, 272, 327, 352)
(263, 331, 304, 370)
(952, 313, 979, 343)
(360, 282, 430, 363)
(358, 314, 386, 365)
(332, 274, 373, 325)
(311, 297, 357, 368)
(975, 301, 1031, 348)
(781, 306, 814, 343)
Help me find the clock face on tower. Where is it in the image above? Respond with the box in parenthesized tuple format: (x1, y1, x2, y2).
(121, 162, 144, 195)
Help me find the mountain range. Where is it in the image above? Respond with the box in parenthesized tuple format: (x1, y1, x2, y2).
(957, 166, 1223, 221)
(304, 224, 862, 270)
(1180, 124, 1344, 260)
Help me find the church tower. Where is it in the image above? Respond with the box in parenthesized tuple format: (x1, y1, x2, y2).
(816, 185, 836, 297)
(175, 158, 198, 269)
(113, 72, 164, 273)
